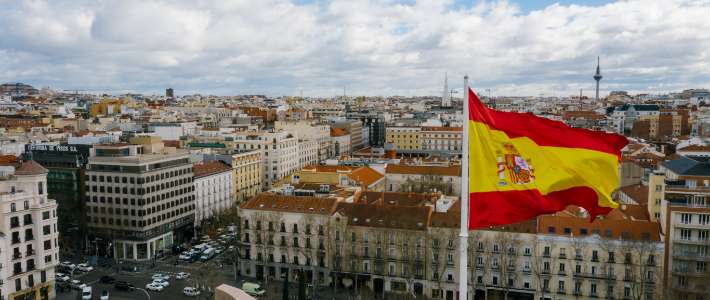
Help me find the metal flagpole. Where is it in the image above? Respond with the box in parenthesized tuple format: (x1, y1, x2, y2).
(458, 75, 470, 300)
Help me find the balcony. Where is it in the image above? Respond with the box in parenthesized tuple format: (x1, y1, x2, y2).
(26, 249, 35, 257)
(13, 268, 22, 275)
(543, 252, 551, 258)
(11, 238, 20, 245)
(575, 254, 583, 261)
(12, 253, 22, 260)
(557, 289, 566, 295)
(592, 256, 599, 262)
(559, 253, 567, 259)
(10, 221, 20, 228)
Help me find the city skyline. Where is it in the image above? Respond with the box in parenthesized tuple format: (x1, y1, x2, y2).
(1, 0, 709, 97)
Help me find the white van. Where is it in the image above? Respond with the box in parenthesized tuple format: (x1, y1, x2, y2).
(81, 286, 92, 300)
(183, 287, 201, 297)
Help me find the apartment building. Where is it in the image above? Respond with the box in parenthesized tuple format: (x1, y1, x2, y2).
(237, 191, 663, 300)
(228, 131, 299, 189)
(275, 121, 334, 162)
(332, 120, 364, 152)
(238, 194, 338, 285)
(203, 149, 262, 203)
(0, 158, 59, 300)
(85, 137, 195, 261)
(655, 155, 710, 299)
(420, 127, 463, 155)
(193, 161, 233, 224)
(298, 139, 319, 168)
(330, 128, 351, 157)
(385, 126, 421, 151)
(385, 164, 461, 196)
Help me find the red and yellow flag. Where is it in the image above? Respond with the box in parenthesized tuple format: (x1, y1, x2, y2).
(468, 88, 628, 229)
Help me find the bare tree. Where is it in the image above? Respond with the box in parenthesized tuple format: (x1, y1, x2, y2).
(495, 231, 521, 300)
(619, 238, 660, 300)
(429, 228, 458, 299)
(530, 235, 551, 300)
(192, 262, 219, 297)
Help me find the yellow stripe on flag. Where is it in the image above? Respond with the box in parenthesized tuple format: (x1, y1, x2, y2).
(469, 120, 620, 209)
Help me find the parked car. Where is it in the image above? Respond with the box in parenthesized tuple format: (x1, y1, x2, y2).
(151, 279, 169, 287)
(70, 280, 86, 290)
(100, 290, 110, 300)
(183, 287, 201, 297)
(99, 276, 116, 284)
(242, 282, 265, 296)
(60, 261, 76, 270)
(145, 283, 164, 292)
(81, 286, 92, 300)
(76, 263, 94, 272)
(151, 273, 170, 281)
(56, 273, 71, 282)
(114, 281, 134, 291)
(176, 272, 190, 280)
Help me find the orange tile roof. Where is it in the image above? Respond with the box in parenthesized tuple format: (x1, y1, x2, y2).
(240, 193, 338, 215)
(357, 191, 438, 206)
(385, 164, 461, 176)
(301, 165, 353, 173)
(421, 126, 463, 132)
(678, 144, 710, 152)
(0, 159, 48, 175)
(347, 166, 384, 188)
(538, 206, 660, 241)
(617, 184, 649, 206)
(193, 160, 232, 178)
(330, 127, 349, 137)
(337, 202, 432, 231)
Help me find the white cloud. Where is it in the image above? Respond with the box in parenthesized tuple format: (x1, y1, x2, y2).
(0, 0, 709, 96)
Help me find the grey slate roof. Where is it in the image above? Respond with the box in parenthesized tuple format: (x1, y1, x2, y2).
(663, 156, 710, 176)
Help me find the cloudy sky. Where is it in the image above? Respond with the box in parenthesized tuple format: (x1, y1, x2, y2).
(1, 0, 709, 97)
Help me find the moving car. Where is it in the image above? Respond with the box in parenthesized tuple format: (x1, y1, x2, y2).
(176, 272, 190, 280)
(242, 282, 265, 296)
(81, 286, 92, 300)
(77, 263, 94, 272)
(151, 273, 170, 281)
(100, 290, 110, 300)
(200, 247, 216, 261)
(145, 283, 164, 292)
(183, 287, 201, 297)
(99, 276, 116, 284)
(114, 281, 134, 291)
(151, 279, 169, 287)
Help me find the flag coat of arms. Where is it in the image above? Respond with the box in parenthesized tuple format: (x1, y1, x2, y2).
(467, 88, 628, 229)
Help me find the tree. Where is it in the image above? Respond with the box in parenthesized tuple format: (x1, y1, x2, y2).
(619, 238, 660, 300)
(531, 235, 551, 300)
(494, 230, 521, 300)
(192, 262, 219, 298)
(429, 228, 459, 299)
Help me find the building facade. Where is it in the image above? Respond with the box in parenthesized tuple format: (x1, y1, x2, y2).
(385, 126, 421, 151)
(420, 127, 463, 155)
(193, 161, 233, 224)
(655, 155, 710, 299)
(85, 139, 195, 261)
(0, 159, 59, 300)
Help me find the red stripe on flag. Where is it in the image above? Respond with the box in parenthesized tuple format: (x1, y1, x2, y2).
(469, 187, 613, 230)
(468, 89, 628, 157)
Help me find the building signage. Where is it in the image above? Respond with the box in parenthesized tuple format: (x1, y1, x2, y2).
(27, 144, 79, 153)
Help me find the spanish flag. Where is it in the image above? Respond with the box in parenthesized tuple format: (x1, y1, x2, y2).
(468, 88, 628, 229)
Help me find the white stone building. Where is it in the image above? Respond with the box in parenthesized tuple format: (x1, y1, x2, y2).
(0, 159, 59, 300)
(193, 160, 233, 224)
(230, 131, 299, 189)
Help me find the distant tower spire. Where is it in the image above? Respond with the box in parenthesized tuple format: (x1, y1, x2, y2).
(593, 56, 603, 101)
(442, 72, 451, 107)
